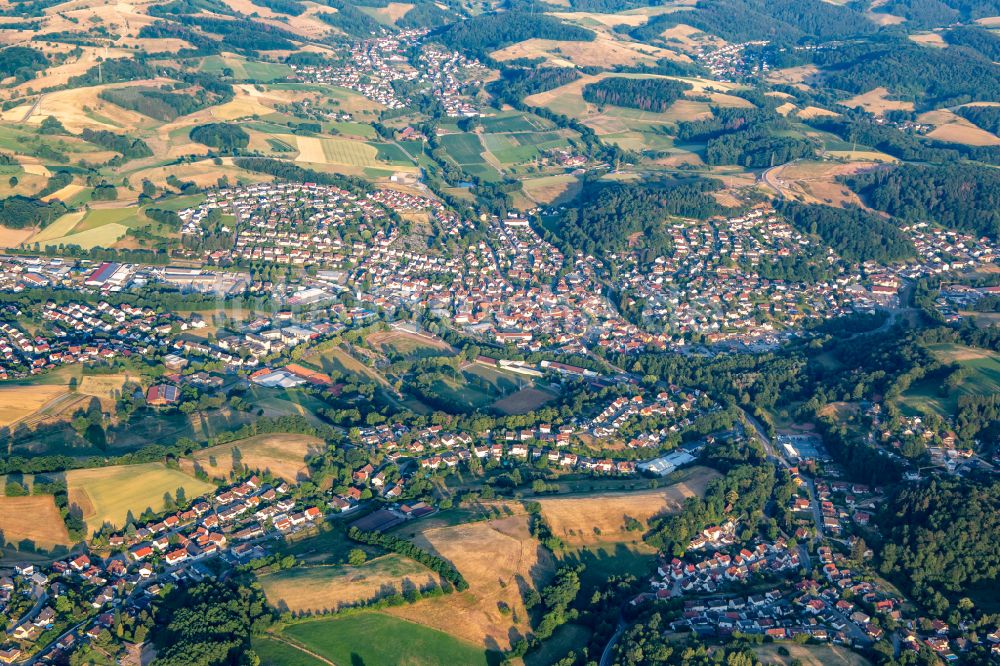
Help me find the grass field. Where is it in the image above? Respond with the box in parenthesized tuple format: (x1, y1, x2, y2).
(67, 462, 215, 533)
(492, 387, 558, 415)
(180, 433, 323, 483)
(754, 643, 872, 666)
(538, 466, 720, 547)
(261, 553, 442, 613)
(521, 173, 582, 205)
(0, 495, 72, 550)
(388, 514, 554, 649)
(77, 373, 136, 401)
(281, 614, 498, 666)
(251, 636, 326, 666)
(900, 343, 1000, 417)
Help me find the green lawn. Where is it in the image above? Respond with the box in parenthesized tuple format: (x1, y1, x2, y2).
(253, 636, 327, 666)
(281, 614, 498, 666)
(900, 343, 1000, 417)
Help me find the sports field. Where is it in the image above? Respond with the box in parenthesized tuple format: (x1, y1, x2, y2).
(281, 614, 496, 666)
(260, 553, 442, 612)
(67, 462, 215, 533)
(181, 433, 324, 483)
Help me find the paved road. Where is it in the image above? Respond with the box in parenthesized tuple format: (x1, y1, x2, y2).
(600, 613, 627, 666)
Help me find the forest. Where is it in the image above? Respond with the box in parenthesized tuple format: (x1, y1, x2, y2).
(677, 107, 817, 167)
(630, 0, 874, 44)
(816, 37, 1000, 109)
(944, 24, 1000, 59)
(488, 67, 582, 103)
(880, 478, 1000, 615)
(778, 201, 915, 263)
(553, 177, 723, 260)
(189, 123, 250, 151)
(435, 12, 595, 55)
(845, 163, 1000, 240)
(80, 129, 154, 160)
(581, 77, 692, 113)
(0, 195, 66, 229)
(956, 103, 1000, 135)
(317, 0, 386, 38)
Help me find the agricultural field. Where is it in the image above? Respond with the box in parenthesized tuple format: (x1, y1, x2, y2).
(66, 462, 215, 534)
(521, 173, 582, 205)
(280, 613, 497, 666)
(491, 387, 558, 415)
(179, 433, 324, 483)
(900, 343, 1000, 418)
(762, 160, 877, 208)
(387, 514, 555, 649)
(537, 466, 720, 547)
(0, 384, 67, 428)
(440, 132, 487, 165)
(0, 495, 72, 550)
(260, 553, 442, 613)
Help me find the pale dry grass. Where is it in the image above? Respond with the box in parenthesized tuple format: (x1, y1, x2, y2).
(41, 182, 86, 203)
(841, 87, 914, 114)
(775, 102, 798, 116)
(29, 210, 85, 244)
(0, 496, 72, 549)
(754, 643, 871, 666)
(77, 373, 134, 399)
(550, 10, 651, 27)
(521, 173, 581, 204)
(27, 80, 160, 132)
(539, 466, 720, 547)
(767, 65, 821, 88)
(261, 554, 441, 613)
(388, 514, 555, 649)
(295, 136, 328, 164)
(180, 433, 324, 483)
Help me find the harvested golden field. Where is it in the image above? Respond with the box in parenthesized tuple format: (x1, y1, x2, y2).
(767, 65, 821, 89)
(0, 227, 35, 249)
(797, 105, 840, 119)
(550, 10, 651, 27)
(10, 45, 134, 93)
(909, 32, 947, 47)
(67, 462, 215, 534)
(388, 514, 556, 649)
(0, 496, 72, 550)
(919, 109, 1000, 146)
(261, 554, 441, 613)
(180, 433, 324, 483)
(366, 2, 414, 22)
(0, 384, 67, 427)
(538, 466, 720, 547)
(78, 373, 136, 400)
(841, 87, 914, 114)
(775, 102, 798, 116)
(493, 34, 687, 68)
(26, 81, 160, 132)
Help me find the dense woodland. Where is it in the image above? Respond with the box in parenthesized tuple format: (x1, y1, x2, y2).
(631, 0, 874, 44)
(80, 129, 154, 160)
(554, 177, 723, 260)
(189, 123, 250, 151)
(881, 478, 1000, 615)
(582, 77, 692, 113)
(777, 201, 915, 263)
(677, 107, 818, 167)
(846, 164, 1000, 240)
(435, 12, 594, 55)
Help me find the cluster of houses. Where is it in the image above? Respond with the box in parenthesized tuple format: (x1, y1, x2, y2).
(585, 388, 715, 444)
(694, 40, 770, 81)
(0, 475, 324, 664)
(289, 30, 484, 116)
(652, 536, 800, 596)
(900, 224, 998, 278)
(935, 282, 1000, 324)
(613, 207, 887, 345)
